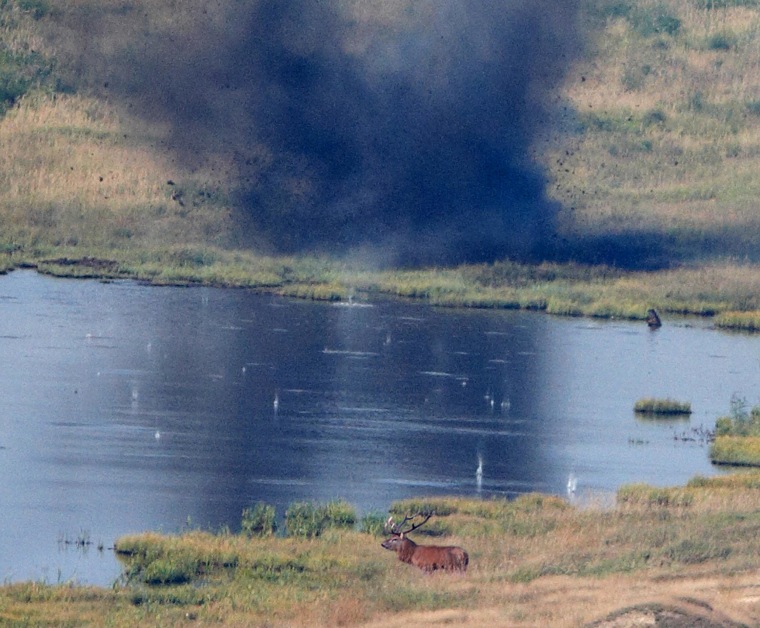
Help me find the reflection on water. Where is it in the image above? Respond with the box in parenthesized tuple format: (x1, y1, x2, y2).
(1, 270, 758, 585)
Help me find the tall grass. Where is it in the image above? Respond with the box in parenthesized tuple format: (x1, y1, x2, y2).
(0, 1, 56, 115)
(241, 503, 277, 538)
(710, 435, 760, 465)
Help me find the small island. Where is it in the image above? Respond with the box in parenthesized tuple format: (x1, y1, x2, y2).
(634, 398, 692, 416)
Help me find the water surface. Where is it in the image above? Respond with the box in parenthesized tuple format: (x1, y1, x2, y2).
(1, 270, 757, 585)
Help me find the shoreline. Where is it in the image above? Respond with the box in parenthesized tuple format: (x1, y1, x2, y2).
(4, 249, 760, 331)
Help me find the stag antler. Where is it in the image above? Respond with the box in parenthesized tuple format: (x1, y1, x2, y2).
(385, 512, 432, 535)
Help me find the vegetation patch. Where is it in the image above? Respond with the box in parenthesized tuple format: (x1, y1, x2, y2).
(687, 470, 760, 489)
(284, 499, 356, 538)
(617, 483, 695, 508)
(634, 398, 692, 416)
(715, 396, 760, 437)
(709, 397, 760, 466)
(241, 502, 277, 538)
(715, 310, 760, 331)
(710, 435, 760, 466)
(359, 511, 388, 536)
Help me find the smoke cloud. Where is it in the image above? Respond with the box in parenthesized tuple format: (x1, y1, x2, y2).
(53, 0, 581, 265)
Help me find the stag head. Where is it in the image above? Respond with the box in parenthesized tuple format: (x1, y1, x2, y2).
(383, 512, 432, 538)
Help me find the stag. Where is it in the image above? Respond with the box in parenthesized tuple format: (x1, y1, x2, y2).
(381, 512, 468, 573)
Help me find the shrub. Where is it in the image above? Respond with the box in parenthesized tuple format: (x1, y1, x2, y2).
(322, 499, 356, 528)
(241, 502, 277, 538)
(714, 396, 760, 437)
(642, 108, 667, 127)
(285, 502, 323, 538)
(707, 32, 735, 51)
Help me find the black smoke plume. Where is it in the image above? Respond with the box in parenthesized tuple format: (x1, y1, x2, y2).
(52, 0, 581, 266)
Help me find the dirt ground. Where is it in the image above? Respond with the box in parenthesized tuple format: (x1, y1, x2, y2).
(361, 570, 760, 627)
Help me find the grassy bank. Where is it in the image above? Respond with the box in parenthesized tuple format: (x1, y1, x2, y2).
(9, 250, 760, 329)
(3, 480, 760, 626)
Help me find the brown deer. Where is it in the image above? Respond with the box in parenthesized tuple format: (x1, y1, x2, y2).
(380, 512, 468, 573)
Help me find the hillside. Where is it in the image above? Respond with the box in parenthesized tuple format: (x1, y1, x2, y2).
(3, 1, 760, 318)
(2, 0, 760, 260)
(546, 0, 760, 267)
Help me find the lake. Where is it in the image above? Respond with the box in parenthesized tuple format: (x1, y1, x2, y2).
(1, 270, 757, 585)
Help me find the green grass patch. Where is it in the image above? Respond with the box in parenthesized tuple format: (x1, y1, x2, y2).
(359, 512, 388, 536)
(389, 498, 458, 517)
(378, 587, 463, 614)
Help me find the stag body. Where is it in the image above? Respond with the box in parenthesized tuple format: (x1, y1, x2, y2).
(381, 534, 468, 573)
(381, 513, 468, 574)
